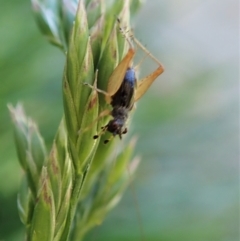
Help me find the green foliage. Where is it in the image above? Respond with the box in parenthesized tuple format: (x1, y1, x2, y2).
(4, 1, 237, 241)
(8, 0, 142, 240)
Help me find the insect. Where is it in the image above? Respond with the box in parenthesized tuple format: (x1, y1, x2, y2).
(85, 23, 164, 144)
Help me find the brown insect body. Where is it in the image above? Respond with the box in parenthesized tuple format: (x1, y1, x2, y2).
(101, 67, 136, 143)
(104, 68, 137, 139)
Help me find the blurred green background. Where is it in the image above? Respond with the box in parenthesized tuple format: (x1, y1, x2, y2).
(0, 0, 238, 240)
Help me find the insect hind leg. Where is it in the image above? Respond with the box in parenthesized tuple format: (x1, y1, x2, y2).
(117, 17, 164, 72)
(131, 36, 164, 70)
(117, 18, 134, 50)
(132, 38, 164, 102)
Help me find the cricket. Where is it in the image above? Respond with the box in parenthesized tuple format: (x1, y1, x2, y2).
(85, 20, 164, 144)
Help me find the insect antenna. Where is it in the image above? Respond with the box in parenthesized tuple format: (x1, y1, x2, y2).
(103, 134, 114, 144)
(127, 162, 146, 241)
(93, 126, 107, 140)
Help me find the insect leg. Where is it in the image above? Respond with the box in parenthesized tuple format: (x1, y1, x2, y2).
(134, 66, 164, 102)
(131, 37, 164, 102)
(116, 22, 164, 102)
(83, 82, 111, 98)
(132, 37, 164, 68)
(117, 18, 134, 50)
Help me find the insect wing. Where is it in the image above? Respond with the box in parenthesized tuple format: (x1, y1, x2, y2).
(107, 48, 135, 100)
(134, 66, 164, 102)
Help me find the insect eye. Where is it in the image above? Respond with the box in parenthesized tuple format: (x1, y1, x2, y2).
(113, 122, 118, 128)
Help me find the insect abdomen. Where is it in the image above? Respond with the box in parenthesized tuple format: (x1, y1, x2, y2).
(111, 68, 136, 108)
